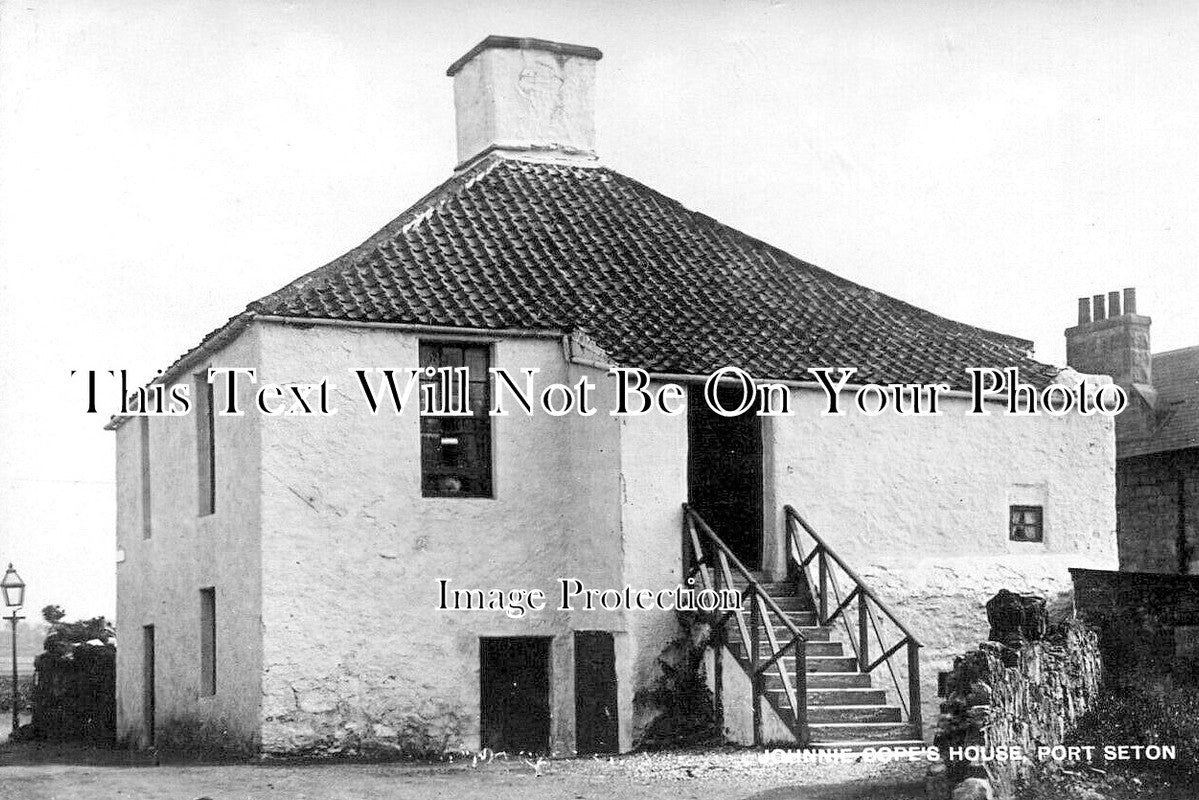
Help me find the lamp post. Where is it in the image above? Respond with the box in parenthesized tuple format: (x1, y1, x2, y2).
(1, 564, 25, 733)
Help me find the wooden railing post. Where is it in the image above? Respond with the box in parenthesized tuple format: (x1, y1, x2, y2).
(818, 548, 828, 623)
(794, 638, 808, 746)
(750, 585, 762, 747)
(908, 640, 923, 734)
(858, 593, 870, 673)
(712, 554, 724, 737)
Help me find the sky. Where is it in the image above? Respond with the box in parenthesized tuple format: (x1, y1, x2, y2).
(0, 0, 1196, 620)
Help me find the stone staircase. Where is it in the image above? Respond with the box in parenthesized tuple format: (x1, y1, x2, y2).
(727, 573, 924, 750)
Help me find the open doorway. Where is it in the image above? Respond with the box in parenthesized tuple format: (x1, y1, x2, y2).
(142, 624, 155, 745)
(687, 385, 764, 569)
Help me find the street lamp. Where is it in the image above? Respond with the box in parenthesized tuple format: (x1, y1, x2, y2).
(1, 564, 25, 733)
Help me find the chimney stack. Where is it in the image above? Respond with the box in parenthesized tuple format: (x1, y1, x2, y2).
(446, 36, 603, 169)
(1065, 287, 1152, 388)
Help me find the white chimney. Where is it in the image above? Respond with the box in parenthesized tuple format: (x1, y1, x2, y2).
(446, 36, 603, 168)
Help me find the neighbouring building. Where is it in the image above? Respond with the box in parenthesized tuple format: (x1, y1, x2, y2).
(1066, 290, 1199, 573)
(110, 36, 1117, 756)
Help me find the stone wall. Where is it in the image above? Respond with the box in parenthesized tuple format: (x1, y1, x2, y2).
(1116, 447, 1199, 574)
(933, 610, 1102, 800)
(1071, 567, 1199, 688)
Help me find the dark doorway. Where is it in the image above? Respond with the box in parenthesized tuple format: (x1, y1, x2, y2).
(480, 637, 552, 754)
(574, 631, 618, 754)
(688, 385, 764, 569)
(142, 624, 155, 745)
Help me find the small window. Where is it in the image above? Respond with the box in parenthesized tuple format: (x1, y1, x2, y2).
(199, 587, 216, 696)
(194, 371, 215, 516)
(419, 342, 493, 497)
(1009, 505, 1043, 543)
(140, 416, 152, 539)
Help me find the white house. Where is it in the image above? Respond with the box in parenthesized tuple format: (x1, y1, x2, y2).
(110, 36, 1117, 757)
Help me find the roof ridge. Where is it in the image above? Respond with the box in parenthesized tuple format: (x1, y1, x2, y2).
(1153, 344, 1199, 360)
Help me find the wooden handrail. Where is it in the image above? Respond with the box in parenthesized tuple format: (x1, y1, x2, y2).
(784, 505, 921, 646)
(785, 503, 924, 739)
(682, 504, 808, 745)
(686, 505, 808, 643)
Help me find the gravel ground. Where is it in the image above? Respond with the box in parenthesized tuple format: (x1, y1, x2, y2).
(0, 745, 928, 800)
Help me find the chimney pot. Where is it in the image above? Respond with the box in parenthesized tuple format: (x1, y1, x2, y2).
(447, 35, 603, 168)
(1124, 287, 1137, 315)
(1065, 287, 1152, 391)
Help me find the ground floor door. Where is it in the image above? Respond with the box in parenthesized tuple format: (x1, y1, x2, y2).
(479, 637, 551, 754)
(142, 624, 155, 745)
(687, 385, 764, 569)
(574, 631, 618, 754)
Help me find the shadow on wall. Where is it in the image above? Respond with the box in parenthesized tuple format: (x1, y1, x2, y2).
(1071, 567, 1199, 690)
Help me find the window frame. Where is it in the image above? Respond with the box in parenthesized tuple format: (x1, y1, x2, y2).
(140, 416, 152, 539)
(194, 370, 216, 516)
(418, 340, 495, 499)
(1008, 504, 1044, 543)
(199, 587, 216, 696)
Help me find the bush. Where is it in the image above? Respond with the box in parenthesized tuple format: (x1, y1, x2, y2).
(0, 674, 34, 713)
(634, 611, 718, 750)
(27, 607, 117, 744)
(1067, 675, 1199, 780)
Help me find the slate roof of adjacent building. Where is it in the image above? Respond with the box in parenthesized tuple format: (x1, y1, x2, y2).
(1124, 345, 1199, 457)
(122, 155, 1062, 427)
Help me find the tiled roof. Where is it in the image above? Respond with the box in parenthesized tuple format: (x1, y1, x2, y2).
(238, 156, 1056, 390)
(1123, 346, 1199, 457)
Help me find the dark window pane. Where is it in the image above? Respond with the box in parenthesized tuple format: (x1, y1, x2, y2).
(1009, 505, 1043, 542)
(420, 341, 493, 498)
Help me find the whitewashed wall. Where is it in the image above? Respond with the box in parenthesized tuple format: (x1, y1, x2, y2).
(114, 328, 264, 749)
(116, 317, 1116, 753)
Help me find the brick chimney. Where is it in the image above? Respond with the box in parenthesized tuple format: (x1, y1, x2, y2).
(1066, 287, 1157, 438)
(446, 36, 603, 169)
(1066, 288, 1152, 386)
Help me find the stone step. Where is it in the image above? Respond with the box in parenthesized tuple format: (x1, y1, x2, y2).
(805, 672, 873, 689)
(807, 722, 917, 742)
(725, 609, 818, 626)
(805, 705, 902, 724)
(731, 579, 802, 594)
(805, 688, 887, 706)
(730, 640, 844, 658)
(804, 656, 859, 673)
(807, 738, 926, 753)
(761, 597, 814, 612)
(734, 652, 857, 673)
(724, 624, 832, 642)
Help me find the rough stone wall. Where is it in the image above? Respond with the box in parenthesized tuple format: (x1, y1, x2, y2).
(1116, 447, 1199, 574)
(933, 620, 1102, 800)
(1071, 567, 1199, 687)
(114, 328, 264, 751)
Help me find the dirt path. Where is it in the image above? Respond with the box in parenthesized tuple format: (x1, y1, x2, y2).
(0, 747, 927, 800)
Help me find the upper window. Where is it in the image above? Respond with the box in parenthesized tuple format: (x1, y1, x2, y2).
(419, 342, 493, 498)
(140, 416, 152, 539)
(194, 371, 215, 516)
(1009, 505, 1043, 543)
